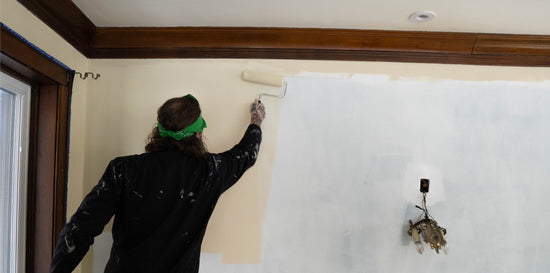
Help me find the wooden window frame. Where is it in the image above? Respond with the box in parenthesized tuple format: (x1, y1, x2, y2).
(1, 25, 73, 273)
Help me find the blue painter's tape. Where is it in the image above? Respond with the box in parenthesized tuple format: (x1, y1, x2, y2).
(1, 21, 74, 73)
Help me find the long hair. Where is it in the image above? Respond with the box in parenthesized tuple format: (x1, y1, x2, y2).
(145, 96, 208, 157)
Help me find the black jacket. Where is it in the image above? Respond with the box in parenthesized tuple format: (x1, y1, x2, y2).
(50, 124, 262, 273)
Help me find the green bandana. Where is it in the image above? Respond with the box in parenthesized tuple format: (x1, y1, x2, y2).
(185, 94, 198, 101)
(158, 114, 207, 140)
(157, 94, 207, 140)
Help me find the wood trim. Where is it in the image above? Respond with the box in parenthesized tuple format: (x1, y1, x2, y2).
(23, 82, 72, 273)
(1, 26, 69, 84)
(87, 28, 550, 66)
(474, 34, 550, 56)
(91, 27, 477, 53)
(26, 85, 39, 273)
(16, 0, 95, 55)
(53, 83, 72, 244)
(33, 84, 58, 272)
(1, 54, 57, 85)
(87, 44, 550, 66)
(1, 22, 73, 273)
(15, 0, 550, 66)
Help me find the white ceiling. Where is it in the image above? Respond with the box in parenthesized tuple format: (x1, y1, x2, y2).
(73, 0, 550, 35)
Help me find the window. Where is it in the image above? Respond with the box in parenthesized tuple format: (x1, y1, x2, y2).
(3, 25, 74, 273)
(1, 71, 31, 273)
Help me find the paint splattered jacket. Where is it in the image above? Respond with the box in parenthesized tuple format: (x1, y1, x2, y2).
(50, 124, 262, 273)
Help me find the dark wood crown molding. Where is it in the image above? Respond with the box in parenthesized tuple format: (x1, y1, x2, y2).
(16, 0, 550, 66)
(17, 0, 96, 56)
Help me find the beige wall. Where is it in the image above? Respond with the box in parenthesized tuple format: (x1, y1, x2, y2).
(86, 59, 550, 269)
(84, 60, 285, 268)
(3, 0, 550, 272)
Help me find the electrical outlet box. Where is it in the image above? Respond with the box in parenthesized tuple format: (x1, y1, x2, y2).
(420, 178, 430, 193)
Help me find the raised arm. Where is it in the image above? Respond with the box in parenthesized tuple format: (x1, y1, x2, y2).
(210, 99, 265, 193)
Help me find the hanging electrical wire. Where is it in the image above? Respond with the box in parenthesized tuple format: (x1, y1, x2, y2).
(408, 179, 449, 254)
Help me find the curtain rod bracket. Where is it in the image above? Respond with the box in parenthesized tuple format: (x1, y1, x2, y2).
(75, 72, 100, 80)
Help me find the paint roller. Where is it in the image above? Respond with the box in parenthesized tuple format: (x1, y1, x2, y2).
(241, 70, 287, 102)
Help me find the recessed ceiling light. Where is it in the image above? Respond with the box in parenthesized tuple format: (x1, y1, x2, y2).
(409, 11, 436, 23)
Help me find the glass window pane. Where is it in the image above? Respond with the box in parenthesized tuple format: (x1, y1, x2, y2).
(1, 89, 16, 273)
(1, 71, 30, 273)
